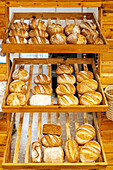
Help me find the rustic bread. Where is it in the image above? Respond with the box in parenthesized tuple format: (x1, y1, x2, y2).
(34, 74, 51, 85)
(11, 20, 29, 31)
(75, 123, 95, 145)
(57, 74, 76, 85)
(28, 37, 50, 44)
(80, 140, 101, 162)
(64, 24, 80, 36)
(56, 84, 76, 95)
(80, 91, 102, 105)
(29, 94, 53, 105)
(94, 37, 104, 44)
(7, 93, 26, 106)
(80, 21, 97, 31)
(56, 64, 73, 75)
(9, 80, 27, 94)
(31, 142, 42, 163)
(50, 33, 66, 45)
(47, 23, 63, 35)
(30, 18, 47, 31)
(43, 124, 61, 136)
(77, 79, 98, 94)
(81, 28, 99, 38)
(32, 85, 52, 95)
(9, 29, 29, 38)
(29, 29, 48, 38)
(12, 68, 29, 82)
(6, 36, 27, 44)
(58, 94, 79, 105)
(67, 33, 87, 44)
(76, 71, 94, 82)
(44, 147, 64, 163)
(41, 134, 63, 147)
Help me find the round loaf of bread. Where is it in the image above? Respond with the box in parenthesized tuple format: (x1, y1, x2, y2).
(50, 33, 66, 45)
(57, 74, 76, 85)
(75, 123, 95, 145)
(77, 79, 98, 94)
(56, 64, 73, 75)
(41, 134, 63, 147)
(56, 84, 76, 95)
(12, 68, 29, 82)
(47, 23, 63, 35)
(80, 91, 102, 105)
(32, 85, 52, 95)
(7, 93, 26, 106)
(58, 94, 79, 105)
(9, 80, 27, 94)
(34, 74, 51, 85)
(67, 33, 87, 44)
(76, 71, 94, 82)
(64, 24, 80, 36)
(65, 139, 79, 163)
(80, 140, 101, 162)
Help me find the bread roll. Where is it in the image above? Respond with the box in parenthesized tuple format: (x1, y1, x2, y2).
(65, 139, 79, 163)
(77, 79, 98, 94)
(47, 23, 63, 35)
(9, 29, 29, 38)
(57, 74, 76, 85)
(80, 91, 102, 105)
(28, 37, 49, 44)
(56, 84, 76, 95)
(58, 94, 79, 105)
(43, 124, 61, 136)
(11, 21, 29, 31)
(7, 93, 26, 106)
(56, 64, 73, 75)
(12, 68, 29, 82)
(81, 28, 99, 38)
(41, 134, 63, 147)
(31, 142, 42, 163)
(32, 85, 52, 95)
(44, 147, 64, 163)
(30, 18, 47, 31)
(34, 74, 51, 85)
(50, 33, 66, 45)
(29, 29, 48, 38)
(76, 71, 94, 82)
(64, 24, 80, 36)
(75, 123, 95, 145)
(67, 33, 87, 44)
(80, 141, 101, 162)
(29, 94, 53, 105)
(9, 80, 27, 94)
(6, 36, 27, 44)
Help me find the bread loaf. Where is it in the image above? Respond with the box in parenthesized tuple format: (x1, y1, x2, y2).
(76, 71, 94, 82)
(7, 93, 26, 106)
(29, 29, 48, 38)
(9, 80, 27, 94)
(56, 64, 73, 75)
(75, 123, 95, 145)
(6, 36, 27, 44)
(34, 74, 51, 85)
(32, 85, 52, 95)
(80, 141, 101, 162)
(43, 124, 61, 136)
(81, 28, 99, 38)
(31, 142, 42, 163)
(57, 74, 76, 85)
(67, 33, 87, 44)
(58, 94, 79, 105)
(29, 94, 53, 105)
(11, 21, 29, 31)
(9, 29, 29, 38)
(94, 37, 104, 44)
(77, 79, 98, 94)
(80, 91, 102, 105)
(50, 33, 66, 45)
(41, 134, 63, 147)
(28, 37, 49, 44)
(64, 24, 80, 36)
(44, 147, 64, 163)
(65, 139, 79, 163)
(80, 21, 97, 31)
(56, 84, 76, 95)
(47, 23, 63, 35)
(30, 18, 47, 31)
(12, 68, 29, 82)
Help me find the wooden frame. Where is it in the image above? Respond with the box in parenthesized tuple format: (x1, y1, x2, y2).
(1, 12, 109, 53)
(2, 58, 108, 113)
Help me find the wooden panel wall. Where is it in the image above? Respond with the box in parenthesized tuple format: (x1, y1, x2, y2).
(0, 0, 6, 39)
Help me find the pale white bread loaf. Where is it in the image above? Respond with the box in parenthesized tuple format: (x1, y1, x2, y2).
(80, 91, 102, 105)
(44, 147, 64, 163)
(75, 123, 95, 145)
(7, 93, 26, 106)
(77, 79, 98, 94)
(76, 71, 94, 82)
(57, 74, 76, 85)
(56, 84, 76, 95)
(12, 68, 29, 82)
(29, 94, 53, 105)
(41, 134, 63, 147)
(9, 80, 27, 94)
(80, 140, 101, 163)
(58, 94, 79, 105)
(31, 142, 42, 163)
(65, 139, 79, 163)
(34, 74, 51, 85)
(32, 85, 53, 95)
(56, 64, 73, 75)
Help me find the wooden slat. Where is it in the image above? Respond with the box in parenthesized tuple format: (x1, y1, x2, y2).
(74, 113, 79, 130)
(0, 15, 6, 27)
(47, 113, 51, 124)
(83, 112, 88, 124)
(74, 64, 79, 74)
(56, 113, 60, 126)
(38, 64, 42, 74)
(65, 113, 71, 140)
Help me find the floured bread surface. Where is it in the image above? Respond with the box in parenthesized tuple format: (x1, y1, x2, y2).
(75, 123, 95, 145)
(56, 64, 73, 75)
(31, 142, 42, 163)
(7, 93, 26, 106)
(44, 147, 64, 163)
(50, 33, 66, 45)
(57, 74, 76, 85)
(56, 84, 76, 95)
(29, 94, 53, 105)
(80, 140, 101, 162)
(32, 85, 53, 95)
(76, 71, 94, 82)
(58, 94, 79, 105)
(34, 74, 51, 85)
(9, 80, 27, 94)
(12, 68, 29, 82)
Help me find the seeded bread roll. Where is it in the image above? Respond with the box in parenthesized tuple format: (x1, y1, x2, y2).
(76, 71, 94, 82)
(9, 80, 27, 94)
(77, 79, 98, 94)
(12, 67, 29, 82)
(75, 123, 95, 145)
(43, 124, 61, 136)
(56, 64, 73, 75)
(50, 33, 66, 45)
(64, 24, 80, 36)
(80, 141, 101, 163)
(7, 93, 26, 106)
(57, 74, 76, 85)
(41, 134, 63, 147)
(56, 84, 76, 95)
(65, 139, 79, 163)
(31, 142, 42, 163)
(58, 94, 79, 105)
(34, 74, 51, 85)
(32, 85, 52, 95)
(47, 23, 63, 35)
(80, 91, 102, 105)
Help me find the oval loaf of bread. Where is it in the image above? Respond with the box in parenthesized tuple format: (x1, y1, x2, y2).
(56, 64, 73, 75)
(34, 74, 51, 85)
(56, 84, 76, 95)
(57, 74, 76, 85)
(7, 93, 26, 106)
(9, 80, 27, 94)
(76, 71, 94, 82)
(75, 123, 95, 145)
(58, 94, 79, 105)
(32, 85, 52, 95)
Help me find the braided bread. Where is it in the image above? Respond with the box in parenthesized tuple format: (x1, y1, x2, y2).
(29, 29, 48, 38)
(56, 84, 76, 95)
(56, 64, 73, 75)
(32, 85, 52, 95)
(9, 29, 29, 38)
(58, 94, 79, 105)
(50, 33, 66, 45)
(6, 36, 27, 44)
(76, 71, 94, 82)
(28, 37, 49, 44)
